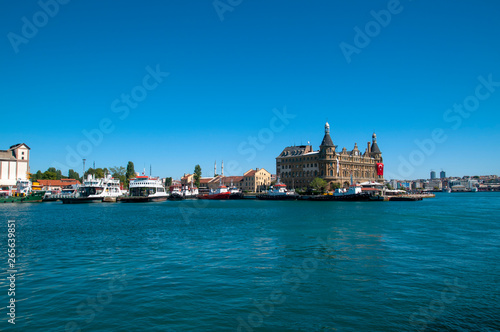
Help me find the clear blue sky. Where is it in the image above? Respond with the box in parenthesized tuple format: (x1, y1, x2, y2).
(1, 0, 499, 180)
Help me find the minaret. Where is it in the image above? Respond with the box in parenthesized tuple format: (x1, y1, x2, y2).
(214, 160, 216, 176)
(221, 160, 224, 177)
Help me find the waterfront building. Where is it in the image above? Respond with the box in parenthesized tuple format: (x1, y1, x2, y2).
(181, 173, 195, 186)
(426, 179, 443, 190)
(183, 167, 270, 192)
(38, 179, 81, 192)
(242, 168, 271, 192)
(0, 143, 30, 188)
(276, 123, 383, 189)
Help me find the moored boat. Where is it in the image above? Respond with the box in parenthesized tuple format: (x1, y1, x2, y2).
(1, 179, 45, 203)
(62, 174, 122, 204)
(198, 185, 231, 200)
(120, 175, 168, 202)
(228, 187, 244, 199)
(168, 184, 184, 201)
(257, 181, 298, 200)
(308, 185, 370, 201)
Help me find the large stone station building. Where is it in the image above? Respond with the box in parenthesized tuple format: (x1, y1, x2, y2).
(276, 123, 384, 189)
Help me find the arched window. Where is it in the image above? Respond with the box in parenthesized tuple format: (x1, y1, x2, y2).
(330, 170, 333, 176)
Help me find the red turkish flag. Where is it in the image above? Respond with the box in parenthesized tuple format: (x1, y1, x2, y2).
(376, 163, 384, 176)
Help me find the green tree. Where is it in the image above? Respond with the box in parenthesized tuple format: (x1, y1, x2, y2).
(110, 166, 126, 185)
(164, 177, 172, 187)
(94, 168, 105, 178)
(42, 170, 57, 180)
(68, 169, 80, 180)
(84, 168, 95, 178)
(30, 170, 43, 181)
(126, 162, 135, 179)
(194, 165, 202, 188)
(310, 177, 327, 193)
(125, 162, 136, 188)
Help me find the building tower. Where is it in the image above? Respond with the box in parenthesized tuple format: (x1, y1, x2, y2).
(430, 170, 436, 180)
(370, 133, 381, 159)
(440, 170, 446, 179)
(319, 122, 336, 180)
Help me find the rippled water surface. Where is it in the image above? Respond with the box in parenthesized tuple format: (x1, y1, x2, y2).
(0, 192, 499, 331)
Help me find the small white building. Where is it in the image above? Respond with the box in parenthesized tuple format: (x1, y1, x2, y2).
(0, 143, 30, 188)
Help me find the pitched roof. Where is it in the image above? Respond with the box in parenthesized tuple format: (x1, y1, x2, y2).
(321, 133, 334, 147)
(223, 176, 243, 182)
(37, 179, 81, 186)
(10, 143, 30, 150)
(245, 170, 257, 177)
(0, 150, 15, 160)
(371, 142, 381, 154)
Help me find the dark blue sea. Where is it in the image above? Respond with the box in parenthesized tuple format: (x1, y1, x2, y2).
(0, 193, 499, 331)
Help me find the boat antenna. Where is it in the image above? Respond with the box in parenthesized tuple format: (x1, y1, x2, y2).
(150, 164, 152, 176)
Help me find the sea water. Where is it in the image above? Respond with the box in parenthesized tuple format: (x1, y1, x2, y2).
(0, 192, 499, 331)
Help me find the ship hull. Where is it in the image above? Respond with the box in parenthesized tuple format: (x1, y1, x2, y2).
(307, 193, 371, 201)
(256, 194, 298, 201)
(61, 197, 104, 204)
(198, 193, 231, 200)
(1, 192, 45, 203)
(168, 193, 184, 201)
(119, 196, 168, 203)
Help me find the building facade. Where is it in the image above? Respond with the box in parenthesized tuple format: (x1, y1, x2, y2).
(0, 143, 30, 187)
(242, 168, 271, 192)
(276, 123, 383, 189)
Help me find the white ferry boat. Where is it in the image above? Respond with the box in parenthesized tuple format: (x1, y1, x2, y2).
(121, 175, 168, 202)
(61, 174, 122, 204)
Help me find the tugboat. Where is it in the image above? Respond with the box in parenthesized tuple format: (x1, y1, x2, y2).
(228, 186, 244, 199)
(0, 179, 45, 203)
(182, 185, 199, 199)
(168, 184, 184, 201)
(61, 174, 121, 204)
(120, 175, 168, 202)
(308, 184, 370, 201)
(257, 180, 298, 200)
(198, 184, 231, 200)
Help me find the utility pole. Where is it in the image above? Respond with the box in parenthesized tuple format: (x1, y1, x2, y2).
(82, 159, 86, 183)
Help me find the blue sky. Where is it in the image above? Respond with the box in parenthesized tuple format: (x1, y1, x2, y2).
(1, 0, 499, 180)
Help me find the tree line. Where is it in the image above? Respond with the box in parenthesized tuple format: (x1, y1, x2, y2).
(30, 161, 138, 188)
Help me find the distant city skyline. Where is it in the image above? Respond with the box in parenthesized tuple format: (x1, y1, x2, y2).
(1, 1, 499, 180)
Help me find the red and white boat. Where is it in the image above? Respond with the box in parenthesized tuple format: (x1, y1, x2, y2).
(198, 185, 231, 200)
